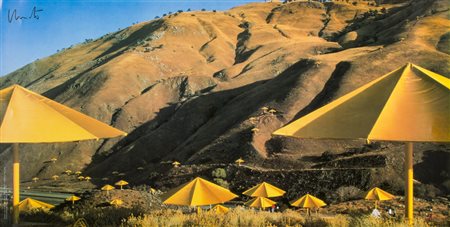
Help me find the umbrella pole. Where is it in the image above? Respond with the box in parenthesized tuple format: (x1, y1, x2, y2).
(12, 143, 20, 225)
(405, 142, 413, 225)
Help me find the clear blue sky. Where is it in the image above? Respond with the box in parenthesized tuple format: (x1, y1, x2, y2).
(1, 0, 256, 76)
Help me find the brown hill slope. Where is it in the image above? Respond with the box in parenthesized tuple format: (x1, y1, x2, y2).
(1, 0, 449, 194)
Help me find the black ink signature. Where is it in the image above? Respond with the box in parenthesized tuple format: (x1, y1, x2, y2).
(8, 6, 43, 23)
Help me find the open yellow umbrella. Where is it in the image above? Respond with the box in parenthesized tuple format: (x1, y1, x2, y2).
(244, 197, 276, 209)
(51, 175, 59, 181)
(365, 187, 395, 209)
(32, 177, 39, 183)
(172, 161, 181, 167)
(66, 195, 81, 205)
(243, 182, 286, 198)
(235, 158, 245, 166)
(85, 176, 92, 181)
(101, 184, 115, 195)
(77, 176, 85, 181)
(115, 180, 129, 190)
(211, 204, 230, 214)
(18, 198, 54, 212)
(290, 194, 326, 215)
(64, 170, 72, 175)
(110, 199, 124, 207)
(162, 177, 238, 206)
(75, 171, 82, 176)
(273, 63, 449, 225)
(0, 84, 126, 224)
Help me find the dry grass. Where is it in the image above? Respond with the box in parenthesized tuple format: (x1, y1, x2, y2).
(122, 208, 431, 227)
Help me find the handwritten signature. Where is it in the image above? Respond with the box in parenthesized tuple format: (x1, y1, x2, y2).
(8, 6, 43, 23)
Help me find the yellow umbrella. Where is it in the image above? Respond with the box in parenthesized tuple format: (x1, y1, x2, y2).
(18, 198, 54, 212)
(290, 194, 326, 215)
(64, 170, 72, 175)
(211, 204, 230, 214)
(115, 180, 129, 190)
(75, 171, 82, 176)
(85, 176, 92, 181)
(0, 84, 126, 224)
(365, 187, 395, 209)
(51, 175, 59, 180)
(110, 199, 124, 207)
(244, 197, 276, 208)
(235, 158, 245, 166)
(273, 63, 450, 225)
(243, 182, 286, 198)
(172, 161, 181, 167)
(162, 177, 238, 206)
(32, 177, 39, 183)
(50, 158, 57, 163)
(150, 187, 157, 193)
(77, 176, 85, 181)
(66, 195, 81, 205)
(101, 184, 115, 195)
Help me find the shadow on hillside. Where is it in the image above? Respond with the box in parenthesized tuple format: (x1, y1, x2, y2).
(84, 59, 317, 186)
(414, 149, 450, 191)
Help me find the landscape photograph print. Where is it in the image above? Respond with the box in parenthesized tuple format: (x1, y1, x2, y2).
(0, 0, 449, 226)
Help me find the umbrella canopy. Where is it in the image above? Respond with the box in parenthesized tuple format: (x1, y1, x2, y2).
(115, 180, 128, 187)
(211, 204, 230, 214)
(244, 197, 276, 208)
(273, 63, 449, 142)
(162, 177, 238, 206)
(0, 84, 126, 224)
(18, 198, 54, 212)
(290, 194, 326, 208)
(273, 63, 449, 225)
(66, 196, 81, 204)
(110, 199, 123, 206)
(243, 182, 286, 198)
(365, 187, 395, 201)
(0, 85, 127, 143)
(101, 184, 115, 191)
(235, 158, 245, 165)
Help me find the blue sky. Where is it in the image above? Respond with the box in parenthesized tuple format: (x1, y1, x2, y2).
(1, 0, 256, 76)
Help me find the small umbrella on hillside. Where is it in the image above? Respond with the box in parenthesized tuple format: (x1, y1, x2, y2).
(115, 180, 129, 190)
(66, 195, 81, 206)
(110, 199, 123, 207)
(172, 161, 181, 168)
(101, 184, 115, 195)
(211, 204, 230, 214)
(18, 198, 54, 212)
(243, 182, 285, 198)
(50, 158, 57, 163)
(235, 158, 245, 166)
(365, 187, 395, 209)
(77, 176, 85, 181)
(52, 175, 59, 181)
(85, 176, 92, 181)
(245, 197, 276, 209)
(290, 194, 326, 216)
(64, 170, 72, 175)
(32, 177, 39, 183)
(162, 177, 237, 206)
(75, 171, 82, 176)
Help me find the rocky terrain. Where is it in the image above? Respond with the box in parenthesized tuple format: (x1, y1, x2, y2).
(1, 0, 449, 197)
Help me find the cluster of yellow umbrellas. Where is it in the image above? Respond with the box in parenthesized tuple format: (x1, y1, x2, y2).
(273, 63, 449, 225)
(243, 182, 284, 209)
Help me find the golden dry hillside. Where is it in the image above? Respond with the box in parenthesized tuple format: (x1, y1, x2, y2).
(1, 0, 449, 195)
